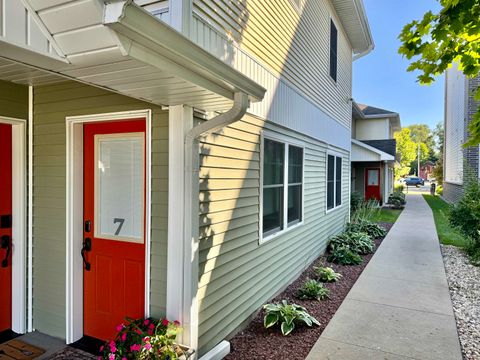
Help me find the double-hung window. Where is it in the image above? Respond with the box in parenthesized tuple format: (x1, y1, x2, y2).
(262, 137, 304, 239)
(327, 154, 342, 211)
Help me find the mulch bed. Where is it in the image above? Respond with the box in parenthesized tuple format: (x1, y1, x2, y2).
(225, 222, 394, 360)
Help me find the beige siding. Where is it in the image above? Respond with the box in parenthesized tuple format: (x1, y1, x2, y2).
(0, 79, 28, 119)
(193, 0, 353, 127)
(197, 115, 350, 354)
(33, 81, 168, 337)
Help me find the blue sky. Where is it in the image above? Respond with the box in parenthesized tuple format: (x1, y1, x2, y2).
(353, 0, 443, 130)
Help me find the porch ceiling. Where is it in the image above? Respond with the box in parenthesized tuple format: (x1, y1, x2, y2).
(0, 0, 265, 111)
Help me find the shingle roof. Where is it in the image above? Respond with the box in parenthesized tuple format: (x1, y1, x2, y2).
(357, 103, 397, 116)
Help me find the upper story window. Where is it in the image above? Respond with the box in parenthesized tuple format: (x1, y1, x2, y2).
(262, 137, 304, 241)
(329, 20, 338, 82)
(327, 154, 342, 211)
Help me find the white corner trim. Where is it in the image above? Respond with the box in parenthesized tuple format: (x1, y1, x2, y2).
(65, 109, 152, 344)
(198, 340, 230, 360)
(0, 116, 27, 334)
(28, 86, 34, 332)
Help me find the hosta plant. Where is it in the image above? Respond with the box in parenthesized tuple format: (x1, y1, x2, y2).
(347, 220, 387, 239)
(329, 231, 374, 255)
(327, 246, 363, 265)
(314, 266, 342, 282)
(263, 300, 320, 336)
(100, 317, 189, 360)
(296, 279, 330, 301)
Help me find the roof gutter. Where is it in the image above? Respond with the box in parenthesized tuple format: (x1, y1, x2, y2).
(103, 1, 266, 103)
(351, 0, 374, 60)
(182, 92, 250, 353)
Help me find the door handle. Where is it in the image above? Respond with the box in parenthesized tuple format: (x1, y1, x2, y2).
(1, 235, 11, 268)
(81, 237, 92, 271)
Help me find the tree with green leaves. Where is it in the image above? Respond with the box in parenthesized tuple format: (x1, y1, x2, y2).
(398, 0, 480, 146)
(395, 128, 418, 178)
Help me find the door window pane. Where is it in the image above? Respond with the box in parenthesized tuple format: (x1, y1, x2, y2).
(263, 187, 283, 234)
(367, 169, 379, 185)
(95, 133, 144, 242)
(263, 139, 284, 186)
(336, 157, 342, 206)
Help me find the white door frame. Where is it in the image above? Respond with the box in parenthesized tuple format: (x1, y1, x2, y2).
(65, 110, 152, 344)
(0, 116, 27, 334)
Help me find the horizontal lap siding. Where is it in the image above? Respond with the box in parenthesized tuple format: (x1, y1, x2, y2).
(33, 81, 168, 337)
(0, 80, 28, 119)
(193, 0, 352, 128)
(197, 115, 349, 354)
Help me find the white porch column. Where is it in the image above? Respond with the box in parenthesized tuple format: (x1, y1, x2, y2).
(383, 161, 389, 203)
(167, 105, 193, 334)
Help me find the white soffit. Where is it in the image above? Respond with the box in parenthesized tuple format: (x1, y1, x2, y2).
(1, 0, 265, 111)
(331, 0, 374, 55)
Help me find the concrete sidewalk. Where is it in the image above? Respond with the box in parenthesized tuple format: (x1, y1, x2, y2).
(306, 194, 462, 360)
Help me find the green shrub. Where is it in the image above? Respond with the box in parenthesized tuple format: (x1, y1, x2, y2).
(449, 181, 480, 241)
(351, 192, 363, 212)
(329, 231, 375, 255)
(347, 220, 387, 239)
(263, 300, 320, 335)
(327, 247, 363, 265)
(296, 279, 330, 301)
(388, 191, 406, 209)
(314, 266, 342, 282)
(465, 234, 480, 266)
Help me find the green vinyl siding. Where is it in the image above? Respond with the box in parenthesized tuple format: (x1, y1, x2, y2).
(197, 115, 349, 355)
(0, 79, 28, 119)
(33, 81, 168, 338)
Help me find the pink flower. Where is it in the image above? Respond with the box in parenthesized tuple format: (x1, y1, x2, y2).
(115, 323, 124, 332)
(100, 346, 104, 352)
(162, 319, 169, 326)
(130, 344, 141, 352)
(173, 320, 180, 326)
(148, 323, 155, 329)
(109, 354, 115, 360)
(144, 343, 152, 351)
(122, 358, 127, 360)
(147, 329, 153, 335)
(143, 319, 150, 326)
(121, 333, 127, 342)
(109, 340, 116, 353)
(135, 329, 142, 335)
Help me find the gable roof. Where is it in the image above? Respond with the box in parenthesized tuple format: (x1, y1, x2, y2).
(353, 101, 402, 132)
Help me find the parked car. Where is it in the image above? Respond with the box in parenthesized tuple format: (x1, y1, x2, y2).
(405, 176, 425, 186)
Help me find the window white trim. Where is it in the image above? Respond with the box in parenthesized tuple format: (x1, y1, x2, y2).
(0, 116, 27, 334)
(259, 132, 305, 244)
(65, 110, 152, 344)
(326, 151, 343, 214)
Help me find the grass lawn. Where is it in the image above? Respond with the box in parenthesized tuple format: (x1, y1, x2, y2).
(370, 208, 402, 223)
(423, 194, 467, 247)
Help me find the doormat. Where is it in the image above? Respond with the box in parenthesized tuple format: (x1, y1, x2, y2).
(45, 347, 96, 360)
(0, 339, 44, 360)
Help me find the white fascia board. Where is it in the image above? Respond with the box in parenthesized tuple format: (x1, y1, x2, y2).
(351, 139, 395, 161)
(103, 1, 266, 103)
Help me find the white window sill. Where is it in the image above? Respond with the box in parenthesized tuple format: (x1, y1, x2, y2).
(259, 220, 305, 245)
(325, 203, 343, 214)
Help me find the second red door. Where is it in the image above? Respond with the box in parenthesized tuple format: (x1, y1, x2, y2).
(83, 119, 146, 340)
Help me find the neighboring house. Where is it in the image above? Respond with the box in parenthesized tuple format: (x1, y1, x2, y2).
(0, 1, 373, 358)
(443, 62, 480, 203)
(420, 161, 435, 181)
(351, 102, 401, 204)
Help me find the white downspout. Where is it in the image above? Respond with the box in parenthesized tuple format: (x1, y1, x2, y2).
(183, 92, 249, 356)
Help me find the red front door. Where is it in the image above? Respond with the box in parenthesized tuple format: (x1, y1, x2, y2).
(83, 120, 146, 340)
(365, 168, 381, 202)
(0, 123, 12, 332)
